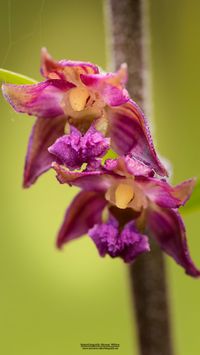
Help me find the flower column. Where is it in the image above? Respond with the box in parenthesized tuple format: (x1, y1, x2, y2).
(105, 1, 174, 355)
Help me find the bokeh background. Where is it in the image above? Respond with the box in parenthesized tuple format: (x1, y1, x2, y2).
(0, 0, 200, 354)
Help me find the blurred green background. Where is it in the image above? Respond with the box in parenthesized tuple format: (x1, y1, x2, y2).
(0, 0, 200, 354)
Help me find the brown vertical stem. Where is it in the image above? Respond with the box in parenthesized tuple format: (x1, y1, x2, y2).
(105, 1, 174, 355)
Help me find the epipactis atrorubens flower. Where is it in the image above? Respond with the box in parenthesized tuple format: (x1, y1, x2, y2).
(2, 48, 167, 187)
(51, 155, 200, 277)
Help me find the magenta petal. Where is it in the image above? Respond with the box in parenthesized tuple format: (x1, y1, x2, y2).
(57, 191, 106, 248)
(136, 176, 188, 208)
(41, 48, 62, 79)
(147, 206, 200, 277)
(104, 156, 154, 178)
(2, 80, 74, 118)
(80, 68, 129, 106)
(136, 177, 196, 208)
(123, 156, 154, 177)
(173, 178, 196, 205)
(41, 48, 99, 80)
(24, 116, 67, 187)
(52, 162, 115, 191)
(108, 99, 168, 177)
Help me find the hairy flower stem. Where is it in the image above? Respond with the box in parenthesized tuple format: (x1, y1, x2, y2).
(105, 1, 174, 354)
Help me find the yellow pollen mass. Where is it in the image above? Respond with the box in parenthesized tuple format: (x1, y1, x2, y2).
(68, 87, 89, 112)
(115, 183, 134, 209)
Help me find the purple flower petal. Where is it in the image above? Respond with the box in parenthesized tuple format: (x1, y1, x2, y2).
(172, 178, 196, 205)
(80, 64, 129, 106)
(135, 177, 196, 209)
(49, 125, 110, 170)
(57, 191, 106, 248)
(41, 48, 99, 81)
(89, 215, 150, 263)
(107, 99, 168, 177)
(52, 162, 116, 191)
(104, 156, 154, 177)
(135, 176, 195, 208)
(2, 79, 74, 118)
(147, 206, 200, 277)
(24, 116, 67, 187)
(124, 155, 155, 177)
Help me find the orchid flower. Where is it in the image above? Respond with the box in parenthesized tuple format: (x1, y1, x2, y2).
(2, 49, 167, 187)
(50, 154, 199, 277)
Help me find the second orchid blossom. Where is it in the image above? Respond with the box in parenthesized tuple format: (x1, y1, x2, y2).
(2, 49, 167, 187)
(51, 154, 199, 277)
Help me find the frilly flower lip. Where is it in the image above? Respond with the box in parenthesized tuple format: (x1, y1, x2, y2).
(52, 156, 199, 277)
(2, 48, 167, 188)
(89, 215, 150, 263)
(48, 125, 110, 171)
